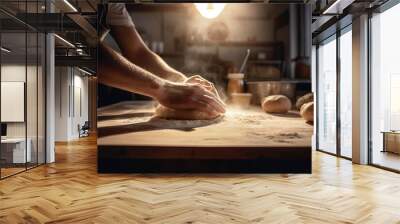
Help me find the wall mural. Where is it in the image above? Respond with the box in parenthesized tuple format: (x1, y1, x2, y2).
(96, 3, 313, 173)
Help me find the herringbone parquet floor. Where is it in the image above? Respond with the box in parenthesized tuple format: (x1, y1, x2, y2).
(1, 135, 400, 224)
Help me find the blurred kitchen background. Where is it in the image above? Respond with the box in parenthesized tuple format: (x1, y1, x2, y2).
(98, 3, 311, 107)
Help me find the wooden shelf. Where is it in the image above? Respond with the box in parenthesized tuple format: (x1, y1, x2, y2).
(247, 79, 311, 84)
(159, 53, 184, 58)
(187, 41, 284, 48)
(248, 60, 283, 64)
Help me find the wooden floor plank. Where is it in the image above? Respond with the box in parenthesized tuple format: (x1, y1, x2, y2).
(0, 135, 400, 223)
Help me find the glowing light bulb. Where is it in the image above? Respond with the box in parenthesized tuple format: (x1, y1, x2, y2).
(194, 3, 226, 19)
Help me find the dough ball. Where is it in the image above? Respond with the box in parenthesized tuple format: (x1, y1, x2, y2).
(262, 95, 292, 114)
(154, 105, 222, 120)
(296, 93, 313, 110)
(154, 76, 224, 120)
(300, 102, 314, 122)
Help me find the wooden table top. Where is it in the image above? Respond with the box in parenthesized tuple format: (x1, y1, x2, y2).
(97, 101, 313, 148)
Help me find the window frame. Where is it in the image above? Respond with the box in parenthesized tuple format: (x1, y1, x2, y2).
(315, 23, 353, 160)
(0, 1, 48, 180)
(367, 0, 400, 173)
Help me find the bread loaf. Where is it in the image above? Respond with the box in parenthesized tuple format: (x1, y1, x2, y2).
(262, 95, 292, 114)
(300, 102, 314, 122)
(296, 93, 313, 110)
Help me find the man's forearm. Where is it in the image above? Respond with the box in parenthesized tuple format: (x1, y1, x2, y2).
(133, 48, 187, 82)
(98, 43, 165, 99)
(110, 26, 187, 83)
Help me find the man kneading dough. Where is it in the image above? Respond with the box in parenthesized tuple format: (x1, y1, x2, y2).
(98, 3, 225, 120)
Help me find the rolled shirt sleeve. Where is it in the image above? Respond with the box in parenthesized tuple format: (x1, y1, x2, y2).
(106, 3, 134, 27)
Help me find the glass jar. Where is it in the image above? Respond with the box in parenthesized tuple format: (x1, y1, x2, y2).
(227, 73, 245, 96)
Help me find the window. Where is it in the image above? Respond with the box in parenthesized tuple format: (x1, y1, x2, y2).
(370, 3, 400, 171)
(317, 36, 337, 154)
(316, 24, 353, 159)
(339, 28, 352, 158)
(0, 1, 47, 179)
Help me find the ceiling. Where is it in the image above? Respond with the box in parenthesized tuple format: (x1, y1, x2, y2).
(0, 0, 100, 14)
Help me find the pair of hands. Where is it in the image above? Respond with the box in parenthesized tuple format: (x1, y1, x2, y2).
(157, 75, 226, 117)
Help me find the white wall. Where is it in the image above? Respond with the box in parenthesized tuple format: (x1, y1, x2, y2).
(1, 66, 26, 128)
(55, 66, 70, 141)
(1, 65, 26, 140)
(1, 65, 34, 138)
(74, 74, 89, 122)
(54, 67, 89, 141)
(71, 73, 89, 138)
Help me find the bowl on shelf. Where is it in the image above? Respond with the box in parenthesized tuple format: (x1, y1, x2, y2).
(230, 93, 252, 108)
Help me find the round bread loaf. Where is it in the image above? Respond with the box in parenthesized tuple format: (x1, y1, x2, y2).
(296, 93, 313, 110)
(300, 102, 314, 122)
(262, 95, 292, 114)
